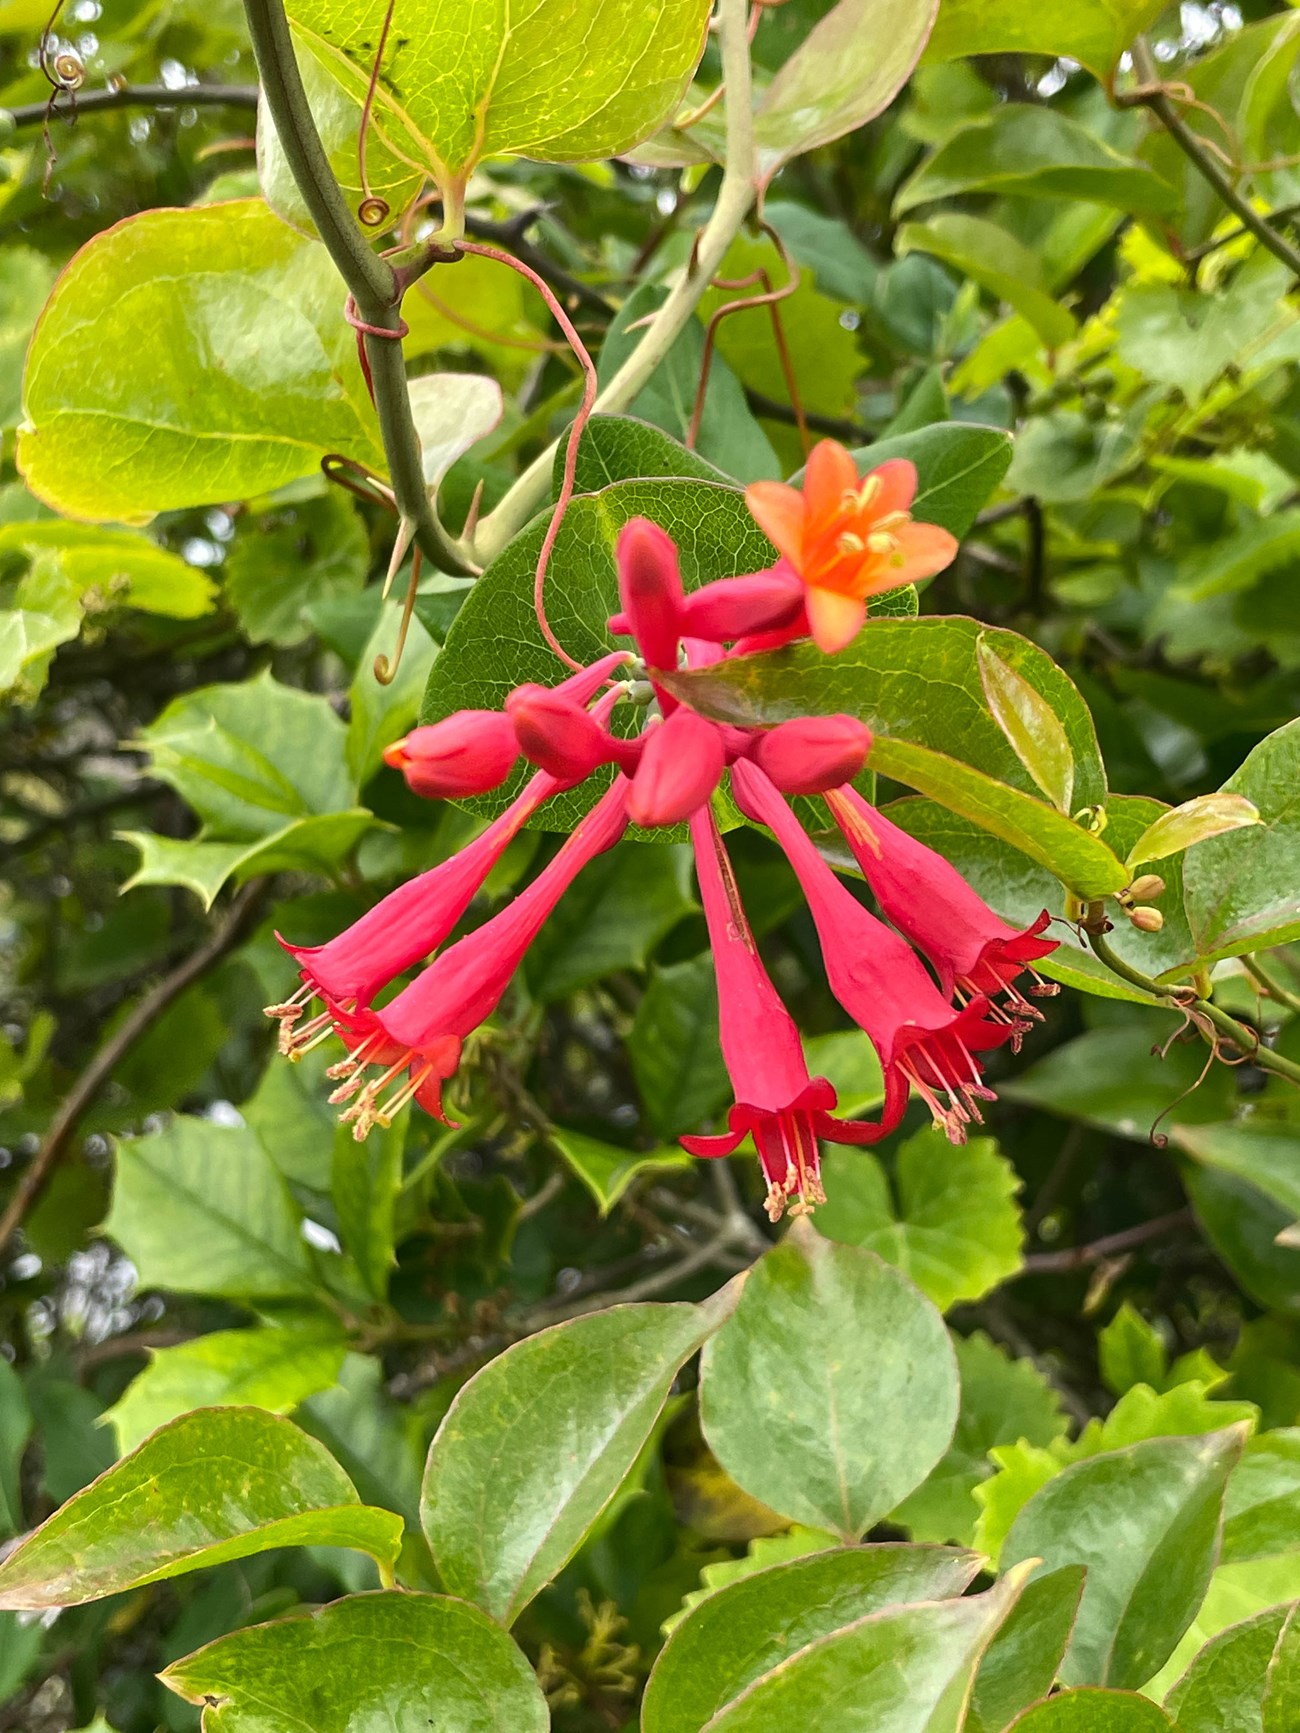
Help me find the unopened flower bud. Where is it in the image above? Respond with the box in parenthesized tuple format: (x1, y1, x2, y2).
(506, 684, 638, 787)
(614, 518, 685, 672)
(627, 708, 724, 827)
(1128, 905, 1165, 933)
(752, 715, 873, 796)
(1127, 874, 1166, 904)
(680, 567, 805, 642)
(384, 711, 519, 800)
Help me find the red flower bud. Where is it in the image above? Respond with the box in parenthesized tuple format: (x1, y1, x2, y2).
(506, 684, 639, 786)
(679, 567, 805, 642)
(615, 517, 684, 673)
(751, 715, 872, 795)
(383, 710, 519, 800)
(626, 707, 725, 828)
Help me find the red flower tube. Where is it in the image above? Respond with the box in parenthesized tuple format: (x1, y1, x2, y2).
(683, 807, 896, 1220)
(731, 759, 1014, 1143)
(824, 786, 1058, 1039)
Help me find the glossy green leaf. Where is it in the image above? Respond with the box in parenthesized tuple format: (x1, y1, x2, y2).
(19, 200, 381, 522)
(223, 492, 368, 649)
(1126, 791, 1262, 869)
(0, 247, 56, 429)
(548, 1126, 691, 1215)
(1115, 279, 1294, 405)
(815, 1129, 1024, 1312)
(161, 1590, 548, 1731)
(0, 1407, 402, 1609)
(687, 1568, 1028, 1733)
(0, 521, 216, 619)
(408, 372, 504, 493)
(1222, 1429, 1300, 1564)
(922, 0, 1165, 81)
(285, 0, 712, 198)
(1183, 720, 1300, 961)
(892, 1332, 1067, 1547)
(105, 1117, 317, 1301)
(568, 414, 729, 494)
(422, 1298, 720, 1624)
(1175, 1123, 1300, 1226)
(1002, 1426, 1248, 1688)
(846, 424, 1014, 538)
(525, 841, 696, 997)
(967, 1565, 1085, 1733)
(752, 0, 938, 183)
(663, 615, 1127, 898)
(642, 1543, 981, 1733)
(699, 1223, 959, 1542)
(104, 1319, 348, 1454)
(630, 953, 731, 1141)
(896, 215, 1078, 349)
(978, 634, 1076, 813)
(1007, 1692, 1176, 1730)
(1165, 1601, 1298, 1733)
(1146, 1555, 1300, 1706)
(121, 812, 375, 910)
(1186, 1166, 1300, 1316)
(896, 106, 1175, 216)
(332, 1107, 405, 1299)
(0, 1358, 31, 1539)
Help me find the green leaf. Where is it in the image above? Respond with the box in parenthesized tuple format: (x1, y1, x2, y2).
(752, 0, 938, 182)
(1115, 279, 1294, 405)
(19, 200, 381, 522)
(0, 1407, 402, 1610)
(1099, 1303, 1171, 1398)
(569, 414, 730, 493)
(978, 634, 1076, 813)
(642, 1543, 981, 1733)
(408, 372, 505, 494)
(161, 1590, 548, 1730)
(422, 1299, 718, 1624)
(0, 1357, 31, 1539)
(663, 616, 1127, 899)
(1002, 1426, 1248, 1688)
(892, 1331, 1067, 1547)
(1125, 792, 1262, 870)
(223, 492, 367, 648)
(847, 424, 1014, 538)
(922, 0, 1164, 81)
(1186, 1166, 1300, 1316)
(699, 1223, 959, 1542)
(896, 215, 1078, 349)
(346, 606, 438, 787)
(525, 841, 696, 999)
(1165, 1601, 1298, 1733)
(1145, 1556, 1300, 1705)
(1003, 1023, 1234, 1140)
(548, 1127, 692, 1216)
(815, 1130, 1024, 1312)
(1175, 1123, 1300, 1226)
(966, 1566, 1086, 1733)
(332, 1110, 405, 1300)
(1223, 1430, 1300, 1564)
(105, 1117, 317, 1301)
(103, 1319, 349, 1454)
(0, 522, 217, 620)
(1006, 1692, 1176, 1730)
(803, 1030, 886, 1117)
(285, 0, 712, 198)
(121, 812, 375, 910)
(630, 953, 731, 1141)
(1183, 720, 1300, 961)
(0, 247, 56, 429)
(1006, 403, 1146, 505)
(674, 1568, 1028, 1733)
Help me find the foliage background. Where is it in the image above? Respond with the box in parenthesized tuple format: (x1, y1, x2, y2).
(2, 0, 1300, 1727)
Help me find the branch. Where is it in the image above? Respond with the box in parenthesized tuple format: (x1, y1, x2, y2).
(470, 0, 758, 562)
(1, 82, 259, 129)
(1089, 928, 1300, 1088)
(1241, 954, 1300, 1016)
(1124, 38, 1300, 280)
(0, 880, 267, 1257)
(240, 0, 470, 572)
(1018, 1207, 1195, 1276)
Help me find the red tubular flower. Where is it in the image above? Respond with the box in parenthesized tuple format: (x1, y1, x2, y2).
(677, 567, 805, 641)
(383, 710, 519, 800)
(746, 442, 958, 654)
(825, 786, 1058, 1040)
(327, 779, 632, 1135)
(267, 767, 560, 1053)
(750, 715, 872, 796)
(627, 707, 726, 828)
(614, 518, 684, 678)
(731, 759, 1014, 1143)
(507, 684, 641, 785)
(683, 807, 895, 1220)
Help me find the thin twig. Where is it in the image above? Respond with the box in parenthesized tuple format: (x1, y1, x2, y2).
(0, 881, 267, 1257)
(1241, 955, 1300, 1016)
(2, 81, 259, 128)
(1017, 1208, 1194, 1276)
(1182, 199, 1300, 264)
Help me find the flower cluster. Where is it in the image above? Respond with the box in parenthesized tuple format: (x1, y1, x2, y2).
(266, 443, 1058, 1221)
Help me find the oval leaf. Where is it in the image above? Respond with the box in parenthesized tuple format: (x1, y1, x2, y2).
(977, 633, 1076, 813)
(161, 1590, 548, 1731)
(19, 200, 381, 523)
(699, 1222, 959, 1542)
(1127, 792, 1262, 870)
(422, 1299, 720, 1624)
(643, 1543, 981, 1733)
(0, 1407, 402, 1610)
(1008, 1690, 1177, 1729)
(408, 372, 504, 493)
(1002, 1427, 1248, 1689)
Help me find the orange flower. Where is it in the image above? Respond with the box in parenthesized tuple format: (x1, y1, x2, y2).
(746, 440, 959, 654)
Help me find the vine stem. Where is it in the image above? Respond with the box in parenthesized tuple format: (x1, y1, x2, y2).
(1241, 954, 1300, 1016)
(469, 0, 758, 564)
(1125, 37, 1300, 280)
(1089, 928, 1300, 1088)
(240, 0, 470, 573)
(1, 82, 259, 128)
